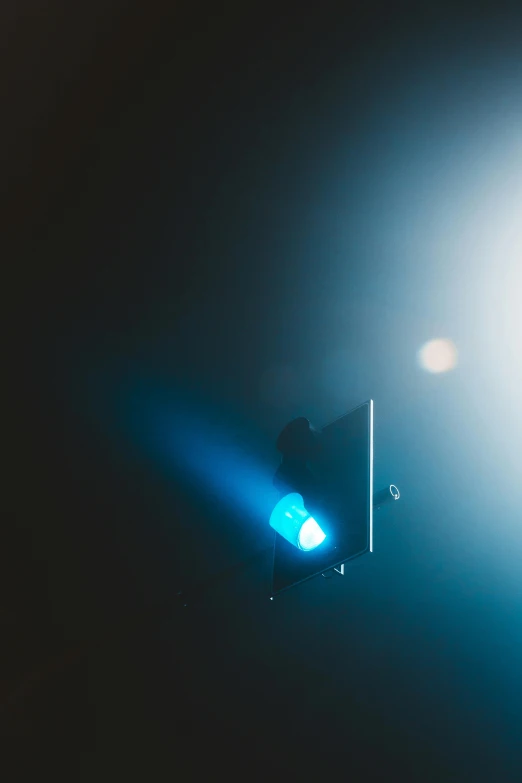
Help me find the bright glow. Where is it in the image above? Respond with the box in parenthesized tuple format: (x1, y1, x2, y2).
(418, 338, 458, 374)
(297, 516, 327, 551)
(269, 492, 326, 551)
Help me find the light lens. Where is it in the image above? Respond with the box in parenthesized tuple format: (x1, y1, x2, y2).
(297, 516, 327, 551)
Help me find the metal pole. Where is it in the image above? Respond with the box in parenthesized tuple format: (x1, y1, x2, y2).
(373, 484, 400, 510)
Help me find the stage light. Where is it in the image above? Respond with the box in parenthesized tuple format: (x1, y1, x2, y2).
(271, 401, 375, 596)
(269, 492, 326, 551)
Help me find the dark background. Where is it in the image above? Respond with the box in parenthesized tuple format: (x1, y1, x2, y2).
(4, 1, 522, 780)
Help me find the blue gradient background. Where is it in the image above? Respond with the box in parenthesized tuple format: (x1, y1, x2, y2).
(7, 2, 522, 780)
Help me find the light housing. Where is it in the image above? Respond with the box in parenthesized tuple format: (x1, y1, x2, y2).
(269, 493, 326, 552)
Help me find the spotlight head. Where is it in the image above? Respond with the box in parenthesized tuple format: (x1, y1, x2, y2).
(269, 493, 326, 551)
(269, 401, 400, 597)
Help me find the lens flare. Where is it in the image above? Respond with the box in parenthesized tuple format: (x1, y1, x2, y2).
(418, 338, 458, 374)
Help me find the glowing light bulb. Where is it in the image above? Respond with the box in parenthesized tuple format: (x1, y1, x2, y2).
(269, 493, 326, 551)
